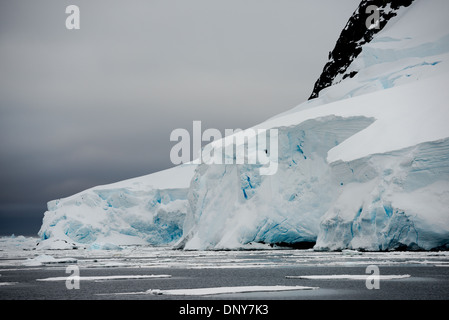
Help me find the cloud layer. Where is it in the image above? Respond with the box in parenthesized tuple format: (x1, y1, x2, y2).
(0, 0, 359, 235)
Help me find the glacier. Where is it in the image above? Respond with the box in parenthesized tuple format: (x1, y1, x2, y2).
(38, 164, 197, 249)
(39, 0, 449, 251)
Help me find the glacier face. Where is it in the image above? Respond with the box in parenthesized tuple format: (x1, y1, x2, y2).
(316, 138, 449, 251)
(179, 116, 375, 250)
(179, 74, 449, 250)
(38, 165, 196, 249)
(39, 0, 449, 251)
(175, 0, 449, 250)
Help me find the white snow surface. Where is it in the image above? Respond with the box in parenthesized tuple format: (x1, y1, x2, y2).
(38, 0, 449, 251)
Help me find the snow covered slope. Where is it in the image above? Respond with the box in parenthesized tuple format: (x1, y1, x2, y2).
(39, 0, 449, 251)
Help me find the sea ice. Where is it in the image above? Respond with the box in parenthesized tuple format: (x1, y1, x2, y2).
(36, 274, 172, 282)
(286, 274, 410, 280)
(113, 285, 318, 296)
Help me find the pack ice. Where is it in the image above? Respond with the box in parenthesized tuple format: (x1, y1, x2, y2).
(39, 0, 449, 251)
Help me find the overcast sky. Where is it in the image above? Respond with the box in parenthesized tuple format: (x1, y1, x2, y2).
(0, 0, 360, 235)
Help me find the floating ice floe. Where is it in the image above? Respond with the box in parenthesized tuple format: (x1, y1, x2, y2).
(286, 274, 410, 280)
(0, 282, 18, 286)
(23, 255, 78, 266)
(112, 285, 318, 296)
(36, 274, 172, 282)
(342, 249, 363, 256)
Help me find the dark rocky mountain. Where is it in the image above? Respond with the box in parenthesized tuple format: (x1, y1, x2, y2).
(309, 0, 414, 100)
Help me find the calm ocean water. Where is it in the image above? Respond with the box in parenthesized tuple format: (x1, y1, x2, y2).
(1, 251, 448, 300)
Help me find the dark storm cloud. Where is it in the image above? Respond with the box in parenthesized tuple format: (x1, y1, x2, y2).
(0, 0, 360, 235)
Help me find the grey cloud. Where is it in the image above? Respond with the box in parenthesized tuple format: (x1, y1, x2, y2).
(0, 0, 360, 235)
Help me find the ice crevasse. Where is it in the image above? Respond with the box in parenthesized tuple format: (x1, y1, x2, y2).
(39, 0, 449, 251)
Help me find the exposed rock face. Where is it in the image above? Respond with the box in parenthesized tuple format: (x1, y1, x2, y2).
(309, 0, 414, 100)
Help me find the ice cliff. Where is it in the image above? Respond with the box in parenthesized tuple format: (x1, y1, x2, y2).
(38, 165, 196, 249)
(39, 0, 449, 251)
